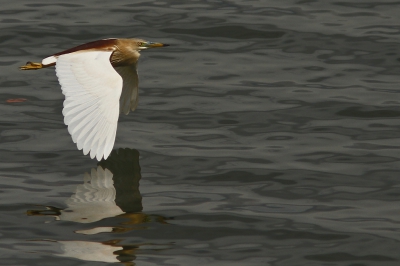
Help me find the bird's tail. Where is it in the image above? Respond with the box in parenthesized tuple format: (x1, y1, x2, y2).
(20, 61, 44, 70)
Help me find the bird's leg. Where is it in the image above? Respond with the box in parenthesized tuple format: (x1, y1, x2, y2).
(20, 61, 44, 70)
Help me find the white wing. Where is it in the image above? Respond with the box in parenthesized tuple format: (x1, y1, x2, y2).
(55, 50, 123, 160)
(114, 64, 139, 115)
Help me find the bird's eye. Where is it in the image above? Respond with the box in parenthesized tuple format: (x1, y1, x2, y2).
(137, 42, 143, 46)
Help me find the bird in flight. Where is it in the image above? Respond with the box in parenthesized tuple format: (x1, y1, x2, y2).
(20, 38, 169, 160)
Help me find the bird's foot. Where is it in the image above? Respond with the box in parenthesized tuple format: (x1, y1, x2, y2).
(20, 61, 43, 70)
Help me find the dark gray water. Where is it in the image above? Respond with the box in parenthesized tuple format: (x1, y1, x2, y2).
(1, 0, 400, 265)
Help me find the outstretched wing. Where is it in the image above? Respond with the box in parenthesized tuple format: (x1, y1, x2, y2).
(55, 50, 123, 160)
(114, 64, 139, 115)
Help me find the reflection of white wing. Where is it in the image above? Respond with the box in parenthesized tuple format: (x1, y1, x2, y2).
(60, 166, 123, 223)
(55, 51, 122, 160)
(57, 241, 121, 263)
(115, 64, 139, 115)
(75, 227, 114, 235)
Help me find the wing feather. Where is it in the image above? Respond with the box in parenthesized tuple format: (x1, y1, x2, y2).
(114, 65, 139, 115)
(55, 50, 122, 160)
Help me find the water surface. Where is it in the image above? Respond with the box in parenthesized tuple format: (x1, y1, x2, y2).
(1, 1, 400, 265)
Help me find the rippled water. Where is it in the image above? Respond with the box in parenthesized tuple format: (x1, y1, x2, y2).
(1, 1, 400, 265)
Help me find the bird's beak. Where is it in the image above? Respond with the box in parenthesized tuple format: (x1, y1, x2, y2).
(142, 42, 170, 49)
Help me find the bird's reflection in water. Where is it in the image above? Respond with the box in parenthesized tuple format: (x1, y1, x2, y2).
(27, 148, 169, 265)
(29, 148, 167, 228)
(55, 239, 140, 265)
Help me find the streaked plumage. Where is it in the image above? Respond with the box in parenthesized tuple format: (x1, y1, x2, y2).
(20, 38, 168, 160)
